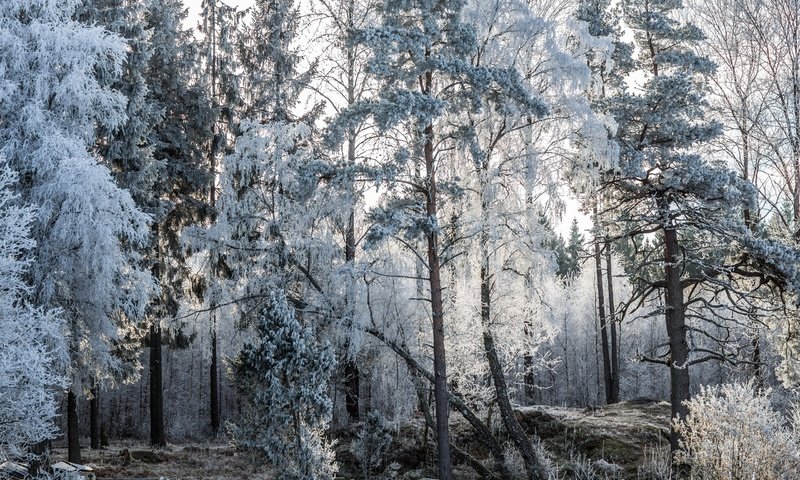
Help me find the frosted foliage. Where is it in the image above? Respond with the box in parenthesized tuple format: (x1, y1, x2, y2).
(0, 165, 66, 461)
(0, 0, 154, 387)
(675, 383, 800, 479)
(231, 291, 337, 480)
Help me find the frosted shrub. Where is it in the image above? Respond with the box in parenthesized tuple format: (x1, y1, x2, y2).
(350, 412, 393, 479)
(675, 382, 800, 479)
(230, 291, 337, 480)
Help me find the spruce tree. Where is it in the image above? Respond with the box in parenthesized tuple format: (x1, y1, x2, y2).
(84, 0, 216, 446)
(231, 291, 337, 480)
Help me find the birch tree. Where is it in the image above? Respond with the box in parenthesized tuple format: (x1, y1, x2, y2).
(0, 0, 155, 463)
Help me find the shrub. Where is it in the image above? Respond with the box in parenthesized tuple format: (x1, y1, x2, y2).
(675, 382, 800, 479)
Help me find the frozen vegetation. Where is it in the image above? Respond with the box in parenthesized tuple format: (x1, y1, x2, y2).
(4, 0, 800, 479)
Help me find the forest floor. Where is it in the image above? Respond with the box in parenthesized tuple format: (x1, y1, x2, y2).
(48, 443, 274, 480)
(47, 400, 671, 479)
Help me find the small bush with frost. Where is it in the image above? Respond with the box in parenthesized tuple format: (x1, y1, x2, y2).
(350, 412, 393, 478)
(675, 382, 800, 479)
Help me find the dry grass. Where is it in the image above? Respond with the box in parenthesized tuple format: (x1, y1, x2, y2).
(49, 442, 274, 480)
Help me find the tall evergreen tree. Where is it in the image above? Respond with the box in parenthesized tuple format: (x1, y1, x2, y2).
(197, 0, 244, 436)
(602, 0, 800, 472)
(82, 0, 215, 447)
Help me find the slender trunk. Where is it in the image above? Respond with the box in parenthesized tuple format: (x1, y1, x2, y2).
(208, 0, 222, 439)
(343, 130, 360, 421)
(210, 326, 220, 435)
(425, 124, 451, 479)
(150, 323, 166, 447)
(663, 224, 690, 478)
(67, 390, 81, 463)
(482, 264, 547, 480)
(593, 206, 613, 405)
(605, 240, 619, 403)
(421, 58, 451, 479)
(479, 154, 544, 477)
(90, 381, 100, 449)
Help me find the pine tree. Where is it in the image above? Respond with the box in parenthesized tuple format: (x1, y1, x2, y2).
(231, 291, 337, 480)
(327, 0, 546, 476)
(602, 0, 800, 471)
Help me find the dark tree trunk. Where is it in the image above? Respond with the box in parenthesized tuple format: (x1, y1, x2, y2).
(482, 262, 548, 480)
(343, 191, 360, 421)
(663, 224, 690, 478)
(425, 118, 451, 479)
(90, 382, 100, 449)
(149, 323, 166, 447)
(210, 326, 220, 435)
(605, 240, 620, 403)
(752, 333, 764, 391)
(67, 389, 81, 463)
(28, 441, 50, 476)
(593, 217, 613, 405)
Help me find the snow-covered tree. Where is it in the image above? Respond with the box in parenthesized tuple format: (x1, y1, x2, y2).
(326, 0, 552, 476)
(0, 165, 66, 463)
(230, 291, 337, 480)
(83, 0, 217, 447)
(309, 0, 381, 425)
(600, 0, 800, 471)
(0, 0, 155, 463)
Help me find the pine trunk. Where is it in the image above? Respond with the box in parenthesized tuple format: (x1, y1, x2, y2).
(663, 224, 690, 478)
(149, 323, 166, 447)
(424, 105, 452, 478)
(210, 327, 220, 435)
(593, 217, 613, 405)
(90, 382, 100, 449)
(605, 241, 619, 403)
(67, 389, 81, 463)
